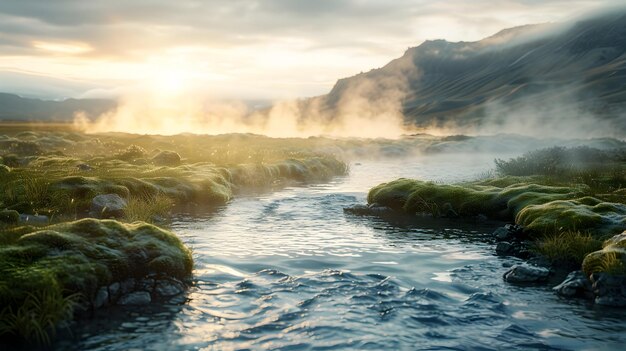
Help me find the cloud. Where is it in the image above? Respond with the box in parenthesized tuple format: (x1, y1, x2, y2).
(0, 0, 621, 99)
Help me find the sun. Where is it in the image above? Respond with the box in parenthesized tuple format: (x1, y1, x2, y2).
(152, 68, 191, 96)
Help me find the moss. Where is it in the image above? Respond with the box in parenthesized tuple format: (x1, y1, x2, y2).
(516, 199, 626, 236)
(0, 218, 193, 343)
(367, 178, 625, 237)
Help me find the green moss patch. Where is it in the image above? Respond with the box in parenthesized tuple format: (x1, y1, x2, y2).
(367, 178, 625, 237)
(0, 218, 192, 343)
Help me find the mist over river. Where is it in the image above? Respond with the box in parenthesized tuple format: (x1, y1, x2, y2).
(56, 155, 626, 350)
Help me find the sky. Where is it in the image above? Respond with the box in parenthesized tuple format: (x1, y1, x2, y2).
(0, 0, 620, 100)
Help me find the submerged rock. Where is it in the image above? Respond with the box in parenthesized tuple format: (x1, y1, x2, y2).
(553, 271, 593, 298)
(118, 291, 152, 305)
(155, 278, 185, 297)
(90, 193, 127, 218)
(343, 203, 393, 216)
(503, 264, 550, 283)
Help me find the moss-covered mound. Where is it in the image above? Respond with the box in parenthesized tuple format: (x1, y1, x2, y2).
(582, 231, 626, 276)
(0, 218, 192, 343)
(367, 178, 625, 236)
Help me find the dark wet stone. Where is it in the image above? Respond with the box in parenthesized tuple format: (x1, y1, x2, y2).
(120, 278, 136, 295)
(495, 242, 515, 256)
(493, 224, 525, 241)
(343, 203, 393, 216)
(155, 279, 185, 297)
(140, 278, 155, 292)
(94, 287, 109, 309)
(590, 272, 626, 306)
(553, 271, 593, 298)
(108, 282, 121, 301)
(503, 264, 550, 283)
(118, 291, 152, 306)
(495, 241, 529, 259)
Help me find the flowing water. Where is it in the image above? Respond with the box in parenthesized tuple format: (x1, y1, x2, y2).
(57, 155, 626, 350)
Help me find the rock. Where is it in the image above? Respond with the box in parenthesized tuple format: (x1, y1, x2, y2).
(140, 278, 155, 291)
(94, 287, 109, 308)
(151, 150, 181, 166)
(553, 271, 593, 298)
(492, 224, 524, 241)
(108, 282, 121, 301)
(90, 193, 127, 218)
(117, 291, 152, 306)
(155, 279, 185, 297)
(76, 163, 93, 171)
(590, 272, 626, 307)
(495, 241, 530, 259)
(0, 209, 19, 224)
(18, 214, 49, 225)
(120, 279, 136, 295)
(503, 264, 550, 283)
(343, 203, 393, 216)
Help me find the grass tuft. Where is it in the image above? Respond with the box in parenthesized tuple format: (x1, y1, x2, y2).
(533, 231, 603, 268)
(124, 192, 174, 223)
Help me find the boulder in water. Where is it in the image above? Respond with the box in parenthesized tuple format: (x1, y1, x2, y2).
(503, 264, 550, 283)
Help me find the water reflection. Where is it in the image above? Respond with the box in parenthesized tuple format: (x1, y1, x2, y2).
(58, 159, 626, 350)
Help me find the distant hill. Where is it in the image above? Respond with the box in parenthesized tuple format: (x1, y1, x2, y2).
(314, 11, 626, 135)
(0, 93, 116, 122)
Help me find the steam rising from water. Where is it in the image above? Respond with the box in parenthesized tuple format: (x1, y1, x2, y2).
(75, 68, 415, 139)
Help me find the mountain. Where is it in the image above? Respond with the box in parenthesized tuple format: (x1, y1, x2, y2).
(316, 11, 626, 135)
(0, 93, 116, 122)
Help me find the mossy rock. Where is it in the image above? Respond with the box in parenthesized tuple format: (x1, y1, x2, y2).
(151, 150, 181, 166)
(0, 219, 193, 342)
(517, 199, 626, 237)
(367, 178, 625, 236)
(582, 232, 626, 276)
(50, 176, 130, 202)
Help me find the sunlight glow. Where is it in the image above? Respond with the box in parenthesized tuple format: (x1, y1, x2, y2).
(32, 41, 93, 54)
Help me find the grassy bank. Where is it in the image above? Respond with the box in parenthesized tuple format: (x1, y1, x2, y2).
(0, 219, 193, 344)
(367, 146, 626, 271)
(0, 130, 350, 345)
(0, 131, 349, 222)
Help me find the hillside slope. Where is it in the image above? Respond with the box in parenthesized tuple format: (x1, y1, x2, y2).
(319, 11, 626, 134)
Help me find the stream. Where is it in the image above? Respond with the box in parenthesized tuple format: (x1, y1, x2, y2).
(56, 155, 626, 350)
